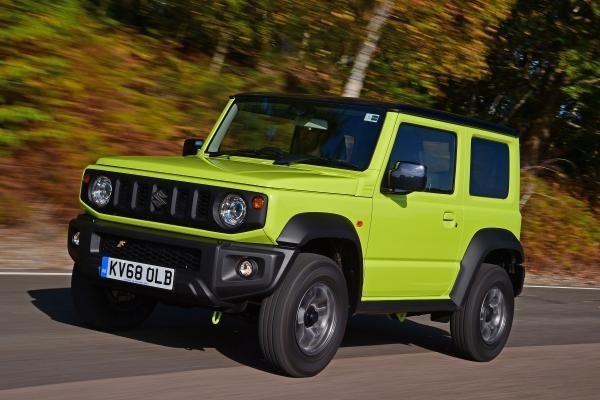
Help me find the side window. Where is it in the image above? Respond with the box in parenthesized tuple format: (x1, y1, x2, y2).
(387, 123, 457, 194)
(470, 138, 509, 198)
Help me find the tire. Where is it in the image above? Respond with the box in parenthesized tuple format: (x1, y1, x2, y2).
(258, 253, 349, 377)
(450, 263, 514, 361)
(71, 263, 156, 332)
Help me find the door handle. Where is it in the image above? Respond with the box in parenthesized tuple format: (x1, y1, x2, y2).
(443, 211, 458, 228)
(443, 211, 455, 221)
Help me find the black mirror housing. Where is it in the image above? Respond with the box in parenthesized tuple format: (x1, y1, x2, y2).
(182, 138, 205, 156)
(387, 161, 427, 194)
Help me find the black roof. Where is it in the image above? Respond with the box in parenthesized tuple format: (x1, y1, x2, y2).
(232, 92, 519, 138)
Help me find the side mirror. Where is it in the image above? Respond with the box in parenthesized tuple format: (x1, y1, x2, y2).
(387, 161, 427, 194)
(182, 138, 205, 156)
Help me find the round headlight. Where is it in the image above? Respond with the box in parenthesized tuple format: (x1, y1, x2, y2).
(219, 194, 247, 228)
(88, 175, 113, 207)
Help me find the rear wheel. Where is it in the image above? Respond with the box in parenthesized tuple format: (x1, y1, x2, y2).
(71, 263, 156, 331)
(450, 263, 514, 361)
(259, 253, 348, 377)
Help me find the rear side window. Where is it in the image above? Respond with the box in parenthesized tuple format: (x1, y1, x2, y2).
(387, 123, 457, 194)
(470, 138, 509, 198)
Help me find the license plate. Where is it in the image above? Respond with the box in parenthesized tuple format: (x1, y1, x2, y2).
(100, 256, 174, 290)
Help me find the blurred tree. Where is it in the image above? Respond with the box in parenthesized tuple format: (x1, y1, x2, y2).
(443, 0, 599, 201)
(267, 0, 374, 93)
(342, 0, 392, 97)
(90, 0, 274, 71)
(360, 0, 514, 104)
(3, 0, 598, 201)
(185, 0, 272, 73)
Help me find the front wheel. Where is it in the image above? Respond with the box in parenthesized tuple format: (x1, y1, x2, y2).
(259, 253, 348, 377)
(450, 263, 514, 361)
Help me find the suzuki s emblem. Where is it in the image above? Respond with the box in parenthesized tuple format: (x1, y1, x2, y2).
(151, 189, 168, 209)
(116, 240, 127, 248)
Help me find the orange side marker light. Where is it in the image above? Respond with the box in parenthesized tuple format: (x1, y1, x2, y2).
(251, 196, 266, 209)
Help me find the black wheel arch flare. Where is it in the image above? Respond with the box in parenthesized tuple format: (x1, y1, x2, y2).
(276, 212, 364, 311)
(452, 228, 525, 307)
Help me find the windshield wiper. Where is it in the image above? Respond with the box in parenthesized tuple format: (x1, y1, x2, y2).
(208, 147, 287, 159)
(273, 155, 360, 170)
(208, 149, 260, 157)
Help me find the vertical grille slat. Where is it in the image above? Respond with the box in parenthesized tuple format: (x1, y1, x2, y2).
(196, 191, 211, 222)
(137, 182, 151, 212)
(115, 178, 133, 212)
(172, 187, 190, 220)
(170, 187, 178, 217)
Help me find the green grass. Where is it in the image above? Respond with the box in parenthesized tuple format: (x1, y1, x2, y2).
(0, 1, 284, 157)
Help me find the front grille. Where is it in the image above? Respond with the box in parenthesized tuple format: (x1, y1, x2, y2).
(99, 234, 202, 271)
(83, 172, 214, 230)
(81, 170, 267, 233)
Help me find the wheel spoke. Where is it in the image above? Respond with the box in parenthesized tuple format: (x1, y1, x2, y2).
(303, 327, 316, 347)
(296, 324, 305, 344)
(314, 305, 327, 313)
(481, 324, 492, 341)
(297, 307, 305, 325)
(489, 290, 502, 308)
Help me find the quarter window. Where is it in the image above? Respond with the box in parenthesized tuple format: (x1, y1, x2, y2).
(386, 124, 457, 194)
(470, 138, 509, 198)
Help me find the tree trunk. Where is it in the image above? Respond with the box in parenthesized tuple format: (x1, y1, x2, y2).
(342, 0, 392, 98)
(210, 33, 230, 74)
(521, 73, 564, 166)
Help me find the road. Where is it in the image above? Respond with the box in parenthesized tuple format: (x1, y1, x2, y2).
(0, 273, 599, 399)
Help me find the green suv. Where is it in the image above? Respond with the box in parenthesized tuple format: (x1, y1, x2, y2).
(68, 93, 524, 377)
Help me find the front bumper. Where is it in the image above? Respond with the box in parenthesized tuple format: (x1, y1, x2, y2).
(68, 214, 296, 309)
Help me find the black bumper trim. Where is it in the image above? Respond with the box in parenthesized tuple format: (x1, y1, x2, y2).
(68, 215, 296, 309)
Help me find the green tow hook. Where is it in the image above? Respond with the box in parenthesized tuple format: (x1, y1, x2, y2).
(388, 312, 407, 322)
(211, 310, 222, 325)
(395, 312, 407, 322)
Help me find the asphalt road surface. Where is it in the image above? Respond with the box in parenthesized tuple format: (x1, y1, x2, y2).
(1, 273, 599, 399)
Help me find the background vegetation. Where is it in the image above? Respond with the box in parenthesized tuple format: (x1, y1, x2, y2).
(0, 0, 598, 276)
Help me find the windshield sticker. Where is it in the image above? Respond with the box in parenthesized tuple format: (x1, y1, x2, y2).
(364, 113, 380, 123)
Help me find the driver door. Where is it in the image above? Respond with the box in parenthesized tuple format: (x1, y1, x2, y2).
(363, 120, 464, 299)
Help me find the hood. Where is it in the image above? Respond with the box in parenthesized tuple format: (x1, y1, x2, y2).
(95, 155, 359, 195)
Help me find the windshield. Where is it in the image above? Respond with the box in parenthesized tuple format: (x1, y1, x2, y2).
(206, 97, 386, 171)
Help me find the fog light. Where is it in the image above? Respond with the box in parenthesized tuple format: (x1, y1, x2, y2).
(72, 231, 80, 246)
(236, 259, 257, 278)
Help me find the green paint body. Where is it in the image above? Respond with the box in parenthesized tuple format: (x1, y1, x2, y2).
(80, 98, 521, 303)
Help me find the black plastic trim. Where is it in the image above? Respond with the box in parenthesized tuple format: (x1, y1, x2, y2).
(355, 299, 458, 314)
(277, 212, 361, 248)
(276, 212, 364, 311)
(451, 228, 524, 307)
(233, 93, 519, 137)
(68, 214, 295, 308)
(512, 264, 526, 297)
